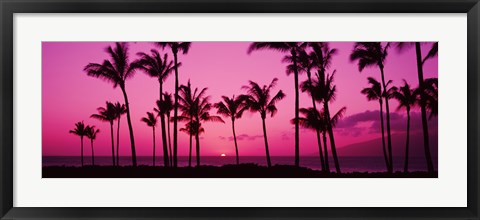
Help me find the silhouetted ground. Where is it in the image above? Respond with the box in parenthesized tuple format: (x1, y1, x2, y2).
(42, 163, 437, 178)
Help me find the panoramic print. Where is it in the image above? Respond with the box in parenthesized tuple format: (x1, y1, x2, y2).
(42, 42, 438, 178)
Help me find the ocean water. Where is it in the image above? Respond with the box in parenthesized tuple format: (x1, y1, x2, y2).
(43, 156, 437, 173)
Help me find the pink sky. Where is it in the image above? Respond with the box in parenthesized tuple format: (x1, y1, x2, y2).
(42, 42, 438, 157)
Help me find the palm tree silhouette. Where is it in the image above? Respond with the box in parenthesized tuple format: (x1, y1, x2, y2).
(396, 42, 438, 173)
(392, 80, 417, 173)
(361, 77, 390, 172)
(214, 95, 249, 165)
(179, 81, 224, 166)
(84, 42, 138, 167)
(350, 42, 394, 173)
(292, 107, 326, 171)
(242, 78, 286, 168)
(156, 42, 191, 167)
(136, 50, 177, 167)
(141, 112, 158, 166)
(90, 101, 117, 166)
(85, 125, 100, 166)
(423, 78, 438, 119)
(179, 120, 201, 167)
(69, 121, 87, 167)
(303, 69, 343, 173)
(161, 92, 174, 166)
(112, 102, 126, 166)
(248, 42, 307, 167)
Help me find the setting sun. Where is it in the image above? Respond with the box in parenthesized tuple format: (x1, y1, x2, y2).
(220, 153, 226, 157)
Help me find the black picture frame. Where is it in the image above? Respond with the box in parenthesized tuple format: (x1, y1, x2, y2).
(1, 0, 479, 219)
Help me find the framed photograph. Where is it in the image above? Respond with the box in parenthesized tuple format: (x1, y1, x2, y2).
(1, 0, 479, 219)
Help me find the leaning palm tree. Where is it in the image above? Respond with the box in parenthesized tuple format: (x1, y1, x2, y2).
(69, 121, 87, 167)
(322, 106, 347, 173)
(214, 95, 249, 165)
(350, 42, 394, 172)
(91, 102, 117, 166)
(112, 102, 127, 166)
(248, 42, 307, 167)
(392, 80, 417, 173)
(135, 50, 178, 167)
(84, 42, 138, 167)
(141, 112, 158, 166)
(361, 77, 390, 172)
(156, 42, 191, 167)
(396, 42, 438, 173)
(85, 125, 100, 166)
(242, 78, 286, 168)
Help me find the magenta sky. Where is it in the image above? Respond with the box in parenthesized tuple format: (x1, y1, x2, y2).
(42, 42, 438, 157)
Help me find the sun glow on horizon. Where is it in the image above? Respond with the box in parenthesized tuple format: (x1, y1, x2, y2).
(220, 153, 226, 157)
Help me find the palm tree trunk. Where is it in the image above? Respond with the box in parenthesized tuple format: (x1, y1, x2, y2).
(91, 140, 95, 166)
(261, 117, 272, 168)
(80, 136, 84, 167)
(195, 133, 201, 167)
(153, 127, 156, 166)
(307, 72, 325, 171)
(188, 117, 193, 167)
(415, 42, 434, 173)
(173, 51, 179, 168)
(315, 130, 325, 171)
(379, 66, 393, 173)
(322, 131, 330, 173)
(232, 119, 239, 165)
(292, 50, 300, 167)
(404, 109, 411, 173)
(167, 115, 173, 167)
(120, 85, 137, 167)
(110, 122, 115, 166)
(159, 82, 169, 167)
(116, 117, 121, 166)
(324, 102, 341, 173)
(379, 101, 391, 173)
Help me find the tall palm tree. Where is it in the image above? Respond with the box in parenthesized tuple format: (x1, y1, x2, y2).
(396, 42, 438, 173)
(69, 121, 87, 167)
(141, 112, 158, 166)
(303, 69, 343, 173)
(90, 101, 117, 166)
(179, 82, 224, 166)
(248, 42, 307, 167)
(242, 78, 286, 168)
(112, 102, 127, 166)
(178, 81, 197, 167)
(214, 95, 249, 165)
(392, 80, 417, 173)
(85, 125, 100, 166)
(156, 42, 191, 167)
(361, 77, 391, 172)
(84, 42, 138, 167)
(350, 42, 394, 173)
(135, 50, 177, 167)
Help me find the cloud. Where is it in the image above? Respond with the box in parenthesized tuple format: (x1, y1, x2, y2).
(219, 133, 263, 141)
(336, 110, 438, 137)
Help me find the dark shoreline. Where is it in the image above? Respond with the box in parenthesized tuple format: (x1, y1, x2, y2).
(42, 164, 437, 178)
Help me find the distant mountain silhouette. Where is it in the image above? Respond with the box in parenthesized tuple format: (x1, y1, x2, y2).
(331, 132, 438, 157)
